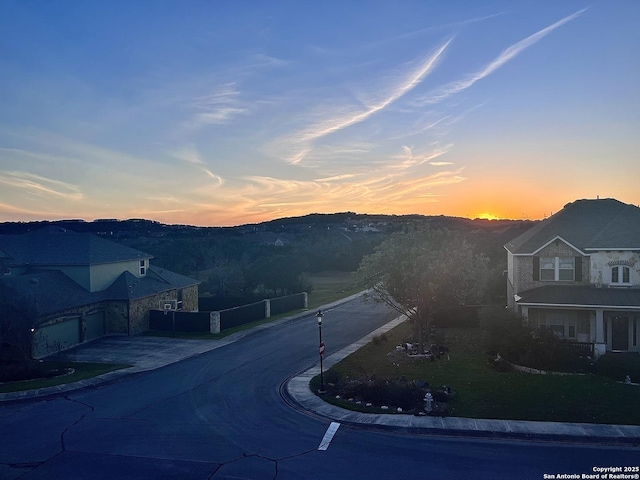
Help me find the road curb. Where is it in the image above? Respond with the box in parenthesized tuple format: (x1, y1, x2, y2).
(283, 315, 640, 445)
(0, 291, 369, 404)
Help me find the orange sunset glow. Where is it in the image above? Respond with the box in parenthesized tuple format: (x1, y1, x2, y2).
(0, 3, 637, 226)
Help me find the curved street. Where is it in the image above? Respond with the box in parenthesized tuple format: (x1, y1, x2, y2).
(1, 296, 638, 479)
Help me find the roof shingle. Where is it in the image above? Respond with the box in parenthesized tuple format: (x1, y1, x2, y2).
(505, 198, 640, 254)
(0, 230, 151, 266)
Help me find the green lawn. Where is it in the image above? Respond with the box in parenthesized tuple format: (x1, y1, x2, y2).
(306, 271, 360, 309)
(0, 362, 130, 393)
(315, 322, 640, 425)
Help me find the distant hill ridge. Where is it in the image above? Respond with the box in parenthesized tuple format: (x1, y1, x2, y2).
(0, 213, 534, 236)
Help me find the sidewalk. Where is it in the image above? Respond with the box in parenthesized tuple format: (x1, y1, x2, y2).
(3, 295, 640, 445)
(284, 317, 640, 445)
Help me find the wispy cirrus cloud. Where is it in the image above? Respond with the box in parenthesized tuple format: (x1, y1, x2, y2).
(284, 39, 453, 165)
(239, 166, 466, 215)
(416, 9, 587, 105)
(170, 145, 224, 186)
(430, 161, 454, 166)
(389, 144, 453, 170)
(189, 83, 248, 127)
(0, 171, 83, 201)
(315, 173, 357, 182)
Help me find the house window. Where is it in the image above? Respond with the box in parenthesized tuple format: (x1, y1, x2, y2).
(548, 311, 566, 338)
(539, 257, 574, 281)
(540, 257, 556, 281)
(558, 257, 575, 281)
(611, 266, 630, 284)
(549, 323, 565, 337)
(140, 260, 146, 276)
(578, 315, 590, 336)
(634, 318, 638, 347)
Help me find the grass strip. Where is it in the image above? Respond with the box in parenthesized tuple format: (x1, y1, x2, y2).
(0, 362, 131, 393)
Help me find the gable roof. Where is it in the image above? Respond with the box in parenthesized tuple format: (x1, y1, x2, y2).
(0, 230, 151, 266)
(0, 270, 96, 319)
(505, 198, 640, 255)
(0, 266, 199, 322)
(104, 265, 200, 301)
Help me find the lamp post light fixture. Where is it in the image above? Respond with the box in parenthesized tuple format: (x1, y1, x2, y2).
(317, 309, 326, 394)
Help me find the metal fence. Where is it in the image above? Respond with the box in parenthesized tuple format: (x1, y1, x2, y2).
(220, 301, 266, 330)
(150, 292, 308, 334)
(270, 293, 306, 316)
(149, 310, 211, 333)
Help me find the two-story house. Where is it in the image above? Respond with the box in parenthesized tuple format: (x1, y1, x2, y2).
(0, 227, 199, 358)
(505, 198, 640, 358)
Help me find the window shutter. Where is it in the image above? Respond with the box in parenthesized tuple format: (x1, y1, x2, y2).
(574, 257, 582, 282)
(533, 257, 539, 281)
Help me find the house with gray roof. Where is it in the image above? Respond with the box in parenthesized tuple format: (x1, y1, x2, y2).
(0, 228, 199, 358)
(505, 198, 640, 358)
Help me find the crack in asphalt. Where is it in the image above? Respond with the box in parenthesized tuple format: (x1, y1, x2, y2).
(3, 392, 317, 479)
(1, 396, 94, 479)
(208, 449, 319, 480)
(61, 396, 95, 452)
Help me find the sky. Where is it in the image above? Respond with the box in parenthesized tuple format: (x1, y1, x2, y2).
(0, 1, 638, 226)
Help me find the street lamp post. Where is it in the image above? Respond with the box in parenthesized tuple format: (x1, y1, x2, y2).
(317, 309, 326, 394)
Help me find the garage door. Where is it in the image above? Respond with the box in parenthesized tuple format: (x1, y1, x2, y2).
(85, 311, 105, 341)
(33, 318, 81, 359)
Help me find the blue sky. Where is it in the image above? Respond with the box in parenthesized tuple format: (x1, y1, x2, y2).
(0, 1, 638, 226)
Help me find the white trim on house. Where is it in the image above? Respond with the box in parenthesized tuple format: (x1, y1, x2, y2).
(584, 247, 640, 251)
(530, 235, 586, 256)
(518, 302, 640, 310)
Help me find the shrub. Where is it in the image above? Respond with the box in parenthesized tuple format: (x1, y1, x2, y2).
(480, 306, 586, 372)
(480, 306, 531, 358)
(596, 353, 640, 383)
(516, 331, 576, 372)
(344, 380, 425, 410)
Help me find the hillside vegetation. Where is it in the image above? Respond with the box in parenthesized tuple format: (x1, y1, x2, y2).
(1, 214, 534, 303)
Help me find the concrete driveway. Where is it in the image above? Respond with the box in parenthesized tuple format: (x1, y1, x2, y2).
(56, 335, 229, 373)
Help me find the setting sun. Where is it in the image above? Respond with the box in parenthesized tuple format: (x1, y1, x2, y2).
(475, 213, 501, 220)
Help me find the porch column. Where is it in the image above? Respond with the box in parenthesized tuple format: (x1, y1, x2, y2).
(595, 308, 604, 343)
(520, 306, 529, 325)
(594, 308, 607, 359)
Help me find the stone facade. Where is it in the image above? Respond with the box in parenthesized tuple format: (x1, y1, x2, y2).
(127, 285, 200, 335)
(33, 286, 200, 342)
(181, 285, 199, 312)
(106, 301, 129, 334)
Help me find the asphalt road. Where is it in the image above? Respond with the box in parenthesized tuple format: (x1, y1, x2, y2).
(0, 298, 638, 479)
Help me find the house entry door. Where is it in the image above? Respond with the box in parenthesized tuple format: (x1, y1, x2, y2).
(611, 316, 629, 351)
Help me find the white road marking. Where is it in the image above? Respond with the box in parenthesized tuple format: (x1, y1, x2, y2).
(318, 422, 340, 451)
